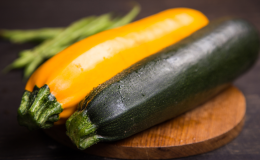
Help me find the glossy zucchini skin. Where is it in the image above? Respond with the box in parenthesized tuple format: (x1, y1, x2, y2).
(66, 18, 259, 150)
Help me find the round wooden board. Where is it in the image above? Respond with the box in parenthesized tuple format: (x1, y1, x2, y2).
(44, 86, 245, 159)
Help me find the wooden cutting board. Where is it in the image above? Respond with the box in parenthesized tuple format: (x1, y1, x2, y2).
(44, 86, 245, 159)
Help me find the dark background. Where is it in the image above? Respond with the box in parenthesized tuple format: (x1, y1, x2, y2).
(0, 0, 260, 159)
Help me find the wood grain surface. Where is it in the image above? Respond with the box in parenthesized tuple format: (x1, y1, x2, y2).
(44, 86, 245, 159)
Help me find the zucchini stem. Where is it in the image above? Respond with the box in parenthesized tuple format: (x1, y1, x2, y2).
(66, 110, 101, 150)
(17, 85, 63, 130)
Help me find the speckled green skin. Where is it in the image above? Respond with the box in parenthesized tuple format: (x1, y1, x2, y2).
(66, 18, 260, 150)
(17, 85, 63, 130)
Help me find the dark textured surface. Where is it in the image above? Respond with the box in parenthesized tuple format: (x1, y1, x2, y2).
(0, 0, 260, 159)
(68, 18, 259, 147)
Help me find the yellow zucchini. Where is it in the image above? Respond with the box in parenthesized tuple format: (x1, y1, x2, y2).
(18, 8, 208, 129)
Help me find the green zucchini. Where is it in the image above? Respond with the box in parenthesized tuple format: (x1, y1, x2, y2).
(66, 18, 259, 150)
